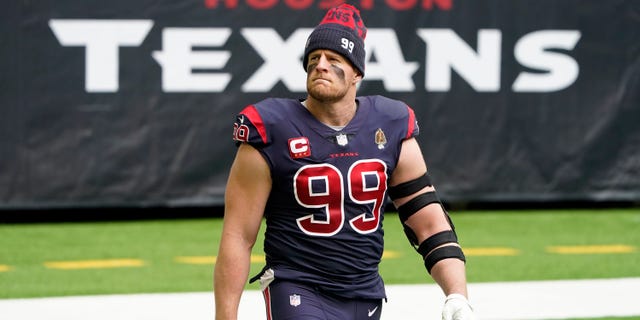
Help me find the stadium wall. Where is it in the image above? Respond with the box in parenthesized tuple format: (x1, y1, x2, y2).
(1, 0, 638, 211)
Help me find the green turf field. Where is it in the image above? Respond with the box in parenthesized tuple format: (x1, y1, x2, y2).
(1, 208, 639, 306)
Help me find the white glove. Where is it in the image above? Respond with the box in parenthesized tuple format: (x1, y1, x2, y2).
(442, 293, 476, 320)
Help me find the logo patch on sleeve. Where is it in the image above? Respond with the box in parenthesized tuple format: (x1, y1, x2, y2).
(375, 128, 387, 149)
(289, 137, 311, 159)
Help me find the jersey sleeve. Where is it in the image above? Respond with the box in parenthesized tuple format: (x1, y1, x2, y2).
(232, 104, 270, 148)
(367, 95, 419, 140)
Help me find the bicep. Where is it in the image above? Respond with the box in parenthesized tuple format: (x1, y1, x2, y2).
(390, 138, 428, 189)
(390, 138, 433, 208)
(222, 143, 272, 247)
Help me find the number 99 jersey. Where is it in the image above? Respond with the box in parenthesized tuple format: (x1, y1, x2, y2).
(232, 95, 419, 299)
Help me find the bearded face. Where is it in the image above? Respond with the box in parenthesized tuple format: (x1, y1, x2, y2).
(306, 49, 360, 103)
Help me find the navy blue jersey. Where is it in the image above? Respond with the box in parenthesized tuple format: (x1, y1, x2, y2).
(232, 95, 419, 299)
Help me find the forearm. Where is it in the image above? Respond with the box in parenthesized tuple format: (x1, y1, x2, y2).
(214, 239, 252, 320)
(429, 257, 468, 297)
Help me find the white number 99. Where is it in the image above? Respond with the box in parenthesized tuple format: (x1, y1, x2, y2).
(341, 38, 355, 53)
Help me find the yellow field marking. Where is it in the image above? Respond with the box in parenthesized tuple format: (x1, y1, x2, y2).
(547, 245, 636, 254)
(249, 255, 265, 263)
(175, 254, 265, 265)
(382, 250, 401, 259)
(0, 264, 12, 272)
(44, 259, 145, 270)
(175, 256, 217, 264)
(464, 247, 520, 256)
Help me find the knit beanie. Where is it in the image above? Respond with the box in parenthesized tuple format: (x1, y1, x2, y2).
(303, 4, 367, 76)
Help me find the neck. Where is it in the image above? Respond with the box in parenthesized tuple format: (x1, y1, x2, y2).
(303, 98, 358, 127)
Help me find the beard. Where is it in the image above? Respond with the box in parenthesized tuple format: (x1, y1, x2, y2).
(306, 65, 350, 103)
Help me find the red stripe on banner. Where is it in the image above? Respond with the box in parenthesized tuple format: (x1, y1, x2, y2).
(405, 105, 416, 139)
(262, 286, 272, 320)
(241, 105, 268, 144)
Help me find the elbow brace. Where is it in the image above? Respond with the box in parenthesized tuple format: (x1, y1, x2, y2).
(389, 174, 465, 273)
(424, 244, 466, 274)
(389, 173, 442, 243)
(413, 228, 466, 274)
(388, 173, 445, 226)
(387, 173, 432, 200)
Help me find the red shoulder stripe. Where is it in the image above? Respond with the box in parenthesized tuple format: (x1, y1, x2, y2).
(405, 105, 416, 139)
(241, 105, 268, 144)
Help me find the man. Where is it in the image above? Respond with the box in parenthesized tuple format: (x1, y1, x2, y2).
(214, 4, 475, 320)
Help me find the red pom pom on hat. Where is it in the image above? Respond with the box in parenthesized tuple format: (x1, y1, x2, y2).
(318, 4, 367, 40)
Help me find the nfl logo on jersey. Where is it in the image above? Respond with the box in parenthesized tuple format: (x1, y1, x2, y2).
(336, 133, 348, 146)
(289, 294, 301, 307)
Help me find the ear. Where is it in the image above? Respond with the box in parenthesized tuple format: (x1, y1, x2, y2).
(352, 72, 363, 85)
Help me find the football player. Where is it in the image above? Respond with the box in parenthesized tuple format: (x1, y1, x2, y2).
(214, 4, 475, 320)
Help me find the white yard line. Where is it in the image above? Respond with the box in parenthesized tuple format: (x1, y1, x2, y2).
(1, 278, 639, 320)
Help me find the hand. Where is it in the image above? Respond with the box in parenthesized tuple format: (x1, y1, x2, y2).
(442, 294, 476, 320)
